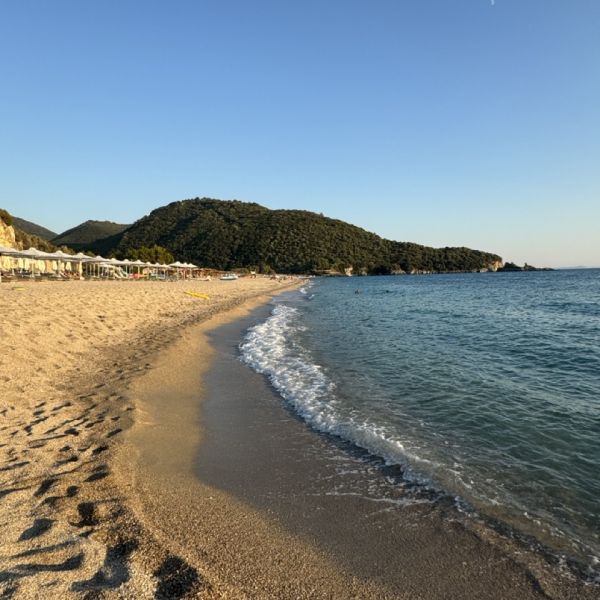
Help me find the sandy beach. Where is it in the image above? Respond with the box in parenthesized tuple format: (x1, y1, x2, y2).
(0, 278, 297, 598)
(1, 278, 598, 599)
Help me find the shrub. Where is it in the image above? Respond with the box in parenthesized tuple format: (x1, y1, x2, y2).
(0, 208, 13, 226)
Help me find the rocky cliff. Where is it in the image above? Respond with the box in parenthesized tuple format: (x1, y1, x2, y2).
(1, 210, 57, 252)
(0, 218, 17, 249)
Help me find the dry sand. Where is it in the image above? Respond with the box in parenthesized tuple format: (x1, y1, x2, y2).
(1, 278, 598, 599)
(0, 278, 298, 599)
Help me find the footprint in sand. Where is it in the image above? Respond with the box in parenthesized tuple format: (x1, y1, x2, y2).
(85, 468, 109, 483)
(33, 478, 57, 498)
(18, 518, 54, 541)
(17, 552, 84, 573)
(71, 539, 139, 592)
(73, 502, 98, 527)
(66, 485, 79, 497)
(153, 555, 203, 599)
(0, 460, 29, 472)
(55, 455, 79, 467)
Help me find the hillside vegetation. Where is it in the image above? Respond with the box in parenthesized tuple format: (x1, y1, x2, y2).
(114, 198, 502, 274)
(1, 209, 58, 252)
(51, 220, 130, 253)
(12, 217, 57, 241)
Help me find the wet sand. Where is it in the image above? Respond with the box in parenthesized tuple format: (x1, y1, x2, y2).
(122, 296, 599, 599)
(193, 302, 600, 599)
(2, 278, 598, 598)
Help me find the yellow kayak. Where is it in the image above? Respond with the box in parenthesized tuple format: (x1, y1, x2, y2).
(185, 291, 210, 300)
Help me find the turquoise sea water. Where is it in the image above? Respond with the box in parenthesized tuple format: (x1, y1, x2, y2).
(240, 270, 600, 577)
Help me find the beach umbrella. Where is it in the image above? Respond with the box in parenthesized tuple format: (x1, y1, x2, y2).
(184, 262, 196, 277)
(50, 249, 72, 276)
(72, 253, 90, 265)
(20, 247, 43, 257)
(120, 258, 132, 276)
(182, 263, 197, 278)
(168, 261, 185, 278)
(18, 248, 46, 276)
(69, 252, 89, 276)
(0, 247, 16, 271)
(91, 255, 108, 277)
(147, 262, 161, 278)
(107, 257, 124, 278)
(0, 246, 17, 279)
(152, 262, 168, 278)
(130, 259, 145, 277)
(34, 248, 58, 274)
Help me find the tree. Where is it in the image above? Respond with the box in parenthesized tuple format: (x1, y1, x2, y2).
(125, 245, 174, 265)
(112, 198, 503, 274)
(0, 208, 13, 226)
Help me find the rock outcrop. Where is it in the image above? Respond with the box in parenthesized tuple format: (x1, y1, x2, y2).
(0, 217, 17, 249)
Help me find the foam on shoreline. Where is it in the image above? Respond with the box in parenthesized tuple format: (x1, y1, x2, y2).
(2, 278, 597, 598)
(239, 303, 439, 484)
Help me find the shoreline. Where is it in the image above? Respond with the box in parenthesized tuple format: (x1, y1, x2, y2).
(115, 294, 388, 598)
(197, 301, 600, 598)
(119, 292, 598, 598)
(1, 279, 598, 598)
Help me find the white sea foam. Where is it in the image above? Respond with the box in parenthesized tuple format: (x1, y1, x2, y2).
(240, 304, 339, 429)
(239, 304, 437, 485)
(298, 279, 315, 299)
(240, 298, 600, 580)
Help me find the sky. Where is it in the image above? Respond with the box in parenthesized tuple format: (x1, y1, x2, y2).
(1, 0, 598, 268)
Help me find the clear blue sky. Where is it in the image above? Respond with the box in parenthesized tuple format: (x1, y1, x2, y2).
(1, 0, 598, 267)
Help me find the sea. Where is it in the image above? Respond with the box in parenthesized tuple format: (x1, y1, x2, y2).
(240, 269, 600, 579)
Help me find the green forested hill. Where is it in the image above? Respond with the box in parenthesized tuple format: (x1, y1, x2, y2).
(1, 209, 58, 252)
(114, 198, 502, 274)
(51, 220, 130, 253)
(12, 217, 57, 241)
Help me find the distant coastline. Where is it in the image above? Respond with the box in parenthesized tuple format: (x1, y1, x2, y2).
(2, 200, 505, 276)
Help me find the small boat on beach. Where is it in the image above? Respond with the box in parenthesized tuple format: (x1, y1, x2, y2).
(220, 273, 239, 280)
